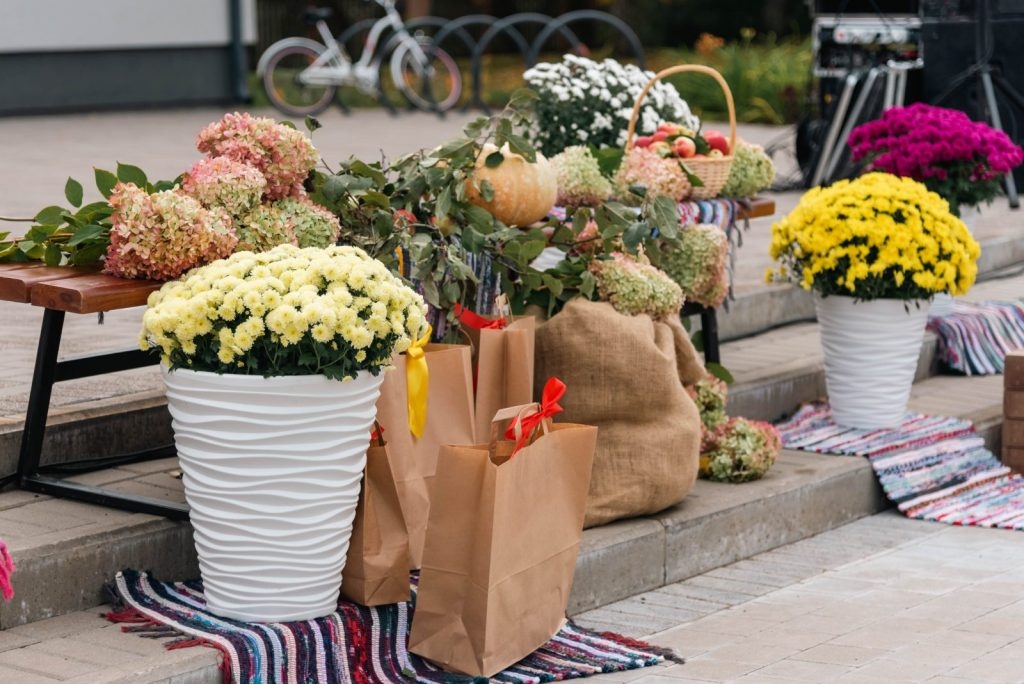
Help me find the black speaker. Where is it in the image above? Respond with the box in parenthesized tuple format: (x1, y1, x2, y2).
(918, 15, 1024, 184)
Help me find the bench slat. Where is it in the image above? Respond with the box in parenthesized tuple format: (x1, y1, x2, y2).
(0, 264, 101, 303)
(30, 274, 162, 313)
(739, 197, 774, 220)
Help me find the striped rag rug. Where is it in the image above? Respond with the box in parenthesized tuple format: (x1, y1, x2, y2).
(107, 569, 678, 684)
(927, 300, 1024, 375)
(777, 403, 1024, 529)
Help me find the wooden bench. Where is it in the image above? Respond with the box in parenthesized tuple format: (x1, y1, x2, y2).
(0, 264, 188, 519)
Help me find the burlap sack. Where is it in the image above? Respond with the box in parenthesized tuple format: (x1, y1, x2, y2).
(534, 299, 703, 528)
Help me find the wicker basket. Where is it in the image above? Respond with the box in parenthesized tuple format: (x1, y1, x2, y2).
(624, 64, 737, 201)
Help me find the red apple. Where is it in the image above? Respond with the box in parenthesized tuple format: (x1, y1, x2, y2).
(651, 130, 669, 143)
(704, 129, 730, 155)
(657, 122, 683, 136)
(673, 136, 697, 158)
(635, 135, 653, 148)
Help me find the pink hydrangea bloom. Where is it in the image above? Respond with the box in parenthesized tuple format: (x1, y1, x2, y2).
(181, 157, 266, 217)
(196, 112, 318, 201)
(614, 147, 689, 202)
(273, 196, 341, 248)
(589, 251, 683, 319)
(700, 417, 781, 483)
(105, 183, 238, 281)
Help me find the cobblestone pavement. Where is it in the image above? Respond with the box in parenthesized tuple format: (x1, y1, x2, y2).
(577, 512, 1024, 683)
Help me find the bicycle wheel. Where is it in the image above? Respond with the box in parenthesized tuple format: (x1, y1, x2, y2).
(262, 44, 337, 117)
(389, 42, 462, 112)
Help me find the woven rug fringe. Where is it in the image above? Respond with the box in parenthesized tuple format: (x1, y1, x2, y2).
(593, 628, 686, 664)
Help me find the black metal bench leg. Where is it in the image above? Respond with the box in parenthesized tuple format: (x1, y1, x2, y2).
(17, 308, 65, 481)
(701, 308, 720, 365)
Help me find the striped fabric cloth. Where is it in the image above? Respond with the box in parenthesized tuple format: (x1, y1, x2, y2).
(107, 569, 677, 684)
(777, 403, 1024, 530)
(927, 300, 1024, 375)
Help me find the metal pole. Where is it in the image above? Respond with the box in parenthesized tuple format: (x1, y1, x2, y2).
(230, 0, 251, 103)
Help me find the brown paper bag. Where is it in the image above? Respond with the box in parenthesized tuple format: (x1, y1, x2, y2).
(374, 344, 475, 568)
(339, 426, 412, 606)
(409, 400, 597, 677)
(457, 307, 536, 443)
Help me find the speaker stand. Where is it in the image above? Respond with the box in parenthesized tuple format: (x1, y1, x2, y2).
(931, 0, 1021, 209)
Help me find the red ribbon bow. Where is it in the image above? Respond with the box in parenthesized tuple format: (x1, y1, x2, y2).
(505, 377, 566, 455)
(455, 303, 507, 330)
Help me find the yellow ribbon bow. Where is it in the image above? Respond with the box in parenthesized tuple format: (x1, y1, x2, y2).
(405, 325, 432, 439)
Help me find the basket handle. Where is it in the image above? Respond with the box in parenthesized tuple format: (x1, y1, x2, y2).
(624, 64, 737, 156)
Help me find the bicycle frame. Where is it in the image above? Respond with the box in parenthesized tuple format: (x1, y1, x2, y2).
(298, 0, 428, 91)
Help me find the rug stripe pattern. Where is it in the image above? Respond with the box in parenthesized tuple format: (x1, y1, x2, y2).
(109, 569, 674, 684)
(927, 300, 1024, 375)
(777, 403, 1024, 530)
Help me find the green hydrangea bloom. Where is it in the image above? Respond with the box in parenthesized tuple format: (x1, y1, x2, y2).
(274, 197, 341, 249)
(661, 224, 729, 307)
(589, 252, 683, 319)
(687, 376, 729, 433)
(234, 204, 296, 253)
(700, 417, 781, 483)
(720, 140, 775, 198)
(550, 146, 613, 208)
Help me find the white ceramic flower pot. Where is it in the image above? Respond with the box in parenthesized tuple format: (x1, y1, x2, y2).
(815, 295, 930, 429)
(162, 367, 385, 622)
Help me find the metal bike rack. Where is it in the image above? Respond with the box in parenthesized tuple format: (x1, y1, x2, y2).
(469, 14, 585, 113)
(525, 10, 645, 70)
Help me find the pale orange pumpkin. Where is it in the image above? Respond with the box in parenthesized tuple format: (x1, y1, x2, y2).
(465, 143, 557, 227)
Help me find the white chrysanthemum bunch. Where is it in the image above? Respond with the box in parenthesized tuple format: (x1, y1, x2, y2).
(141, 244, 427, 380)
(524, 55, 700, 157)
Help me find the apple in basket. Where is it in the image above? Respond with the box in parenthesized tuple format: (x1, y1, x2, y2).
(704, 129, 730, 155)
(672, 137, 697, 159)
(635, 135, 653, 148)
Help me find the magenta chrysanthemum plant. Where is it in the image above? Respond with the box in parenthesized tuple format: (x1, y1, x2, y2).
(181, 157, 267, 217)
(848, 103, 1024, 216)
(105, 183, 238, 281)
(196, 112, 319, 201)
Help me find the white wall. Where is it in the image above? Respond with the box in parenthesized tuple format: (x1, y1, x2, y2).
(0, 0, 257, 53)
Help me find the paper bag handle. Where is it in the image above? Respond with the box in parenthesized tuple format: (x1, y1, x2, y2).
(488, 403, 550, 459)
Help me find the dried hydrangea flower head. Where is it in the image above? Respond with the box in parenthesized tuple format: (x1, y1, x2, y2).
(550, 145, 613, 208)
(589, 251, 683, 319)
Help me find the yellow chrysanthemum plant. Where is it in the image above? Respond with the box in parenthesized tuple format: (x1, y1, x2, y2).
(140, 244, 428, 381)
(767, 172, 981, 302)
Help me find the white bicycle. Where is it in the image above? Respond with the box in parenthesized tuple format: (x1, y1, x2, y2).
(257, 0, 462, 116)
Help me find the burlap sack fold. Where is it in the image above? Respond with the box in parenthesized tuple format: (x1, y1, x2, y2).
(408, 405, 597, 677)
(374, 344, 476, 567)
(339, 429, 412, 606)
(534, 299, 702, 528)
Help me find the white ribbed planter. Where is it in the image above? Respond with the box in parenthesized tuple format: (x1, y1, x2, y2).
(815, 295, 930, 429)
(162, 367, 385, 623)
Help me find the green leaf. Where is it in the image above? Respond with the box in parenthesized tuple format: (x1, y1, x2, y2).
(43, 243, 63, 267)
(279, 119, 297, 129)
(116, 163, 148, 187)
(153, 179, 177, 192)
(622, 222, 648, 251)
(650, 196, 681, 239)
(519, 237, 547, 262)
(66, 224, 107, 246)
(462, 226, 484, 253)
(34, 206, 66, 225)
(321, 175, 346, 203)
(678, 162, 705, 188)
(362, 190, 390, 209)
(496, 118, 513, 143)
(64, 177, 84, 207)
(435, 185, 453, 219)
(592, 147, 624, 178)
(478, 178, 494, 203)
(484, 151, 504, 168)
(421, 279, 440, 307)
(434, 137, 476, 159)
(579, 270, 597, 298)
(690, 329, 704, 352)
(462, 117, 489, 138)
(25, 225, 57, 242)
(505, 134, 536, 163)
(17, 240, 45, 259)
(465, 205, 495, 234)
(507, 87, 539, 109)
(304, 115, 322, 133)
(541, 273, 564, 297)
(706, 362, 735, 385)
(348, 159, 386, 186)
(94, 168, 119, 198)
